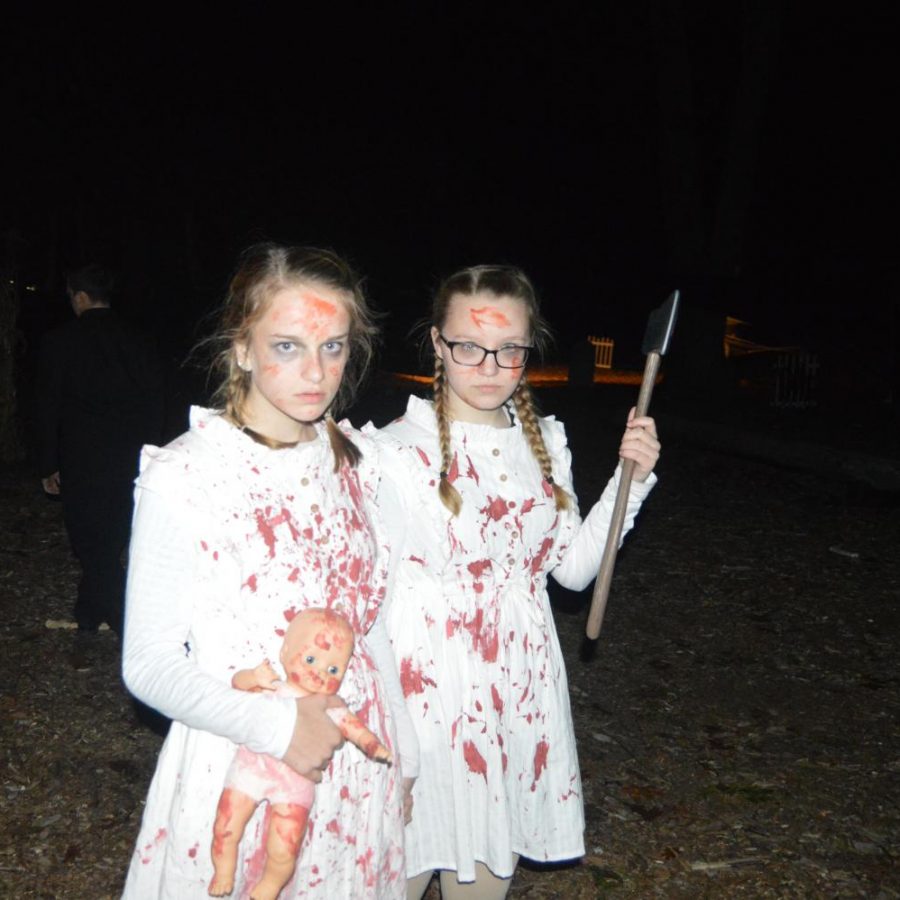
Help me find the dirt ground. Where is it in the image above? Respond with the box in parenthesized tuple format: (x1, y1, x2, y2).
(1, 389, 898, 899)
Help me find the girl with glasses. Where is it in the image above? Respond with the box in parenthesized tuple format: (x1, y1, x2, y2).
(370, 265, 660, 899)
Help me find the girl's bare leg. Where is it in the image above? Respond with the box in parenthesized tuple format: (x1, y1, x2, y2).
(407, 868, 437, 900)
(439, 857, 520, 900)
(248, 802, 309, 900)
(209, 788, 258, 896)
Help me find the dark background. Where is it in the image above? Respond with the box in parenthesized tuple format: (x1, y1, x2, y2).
(4, 4, 897, 427)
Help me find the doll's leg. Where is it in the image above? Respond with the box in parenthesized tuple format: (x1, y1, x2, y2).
(248, 802, 309, 900)
(209, 788, 258, 896)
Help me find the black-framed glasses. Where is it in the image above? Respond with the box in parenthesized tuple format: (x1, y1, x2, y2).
(439, 335, 532, 369)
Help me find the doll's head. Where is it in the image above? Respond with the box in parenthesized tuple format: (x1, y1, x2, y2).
(279, 608, 354, 695)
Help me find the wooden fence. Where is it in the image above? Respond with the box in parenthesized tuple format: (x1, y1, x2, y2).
(588, 336, 614, 369)
(772, 351, 819, 409)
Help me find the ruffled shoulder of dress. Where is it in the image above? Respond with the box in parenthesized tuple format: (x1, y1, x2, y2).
(335, 416, 376, 447)
(136, 407, 238, 502)
(537, 413, 570, 459)
(333, 418, 384, 501)
(363, 395, 435, 448)
(361, 399, 450, 530)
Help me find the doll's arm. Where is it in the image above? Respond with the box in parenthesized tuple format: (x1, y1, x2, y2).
(327, 705, 392, 763)
(231, 661, 279, 693)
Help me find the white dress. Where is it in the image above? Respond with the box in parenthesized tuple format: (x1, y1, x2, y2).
(122, 408, 408, 899)
(370, 396, 655, 881)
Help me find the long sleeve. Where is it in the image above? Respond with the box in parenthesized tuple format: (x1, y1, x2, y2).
(365, 616, 420, 778)
(368, 453, 420, 777)
(122, 485, 297, 757)
(551, 464, 656, 592)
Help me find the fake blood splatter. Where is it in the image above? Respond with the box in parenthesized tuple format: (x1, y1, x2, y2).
(314, 631, 332, 651)
(463, 740, 488, 780)
(531, 740, 550, 791)
(481, 496, 510, 522)
(255, 507, 302, 557)
(243, 804, 272, 888)
(255, 509, 278, 557)
(308, 295, 338, 318)
(463, 608, 499, 663)
(491, 683, 504, 715)
(399, 657, 437, 696)
(530, 537, 554, 576)
(356, 847, 376, 887)
(140, 827, 168, 864)
(415, 446, 430, 467)
(470, 306, 511, 329)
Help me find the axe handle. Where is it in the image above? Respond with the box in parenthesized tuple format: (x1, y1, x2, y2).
(585, 351, 661, 639)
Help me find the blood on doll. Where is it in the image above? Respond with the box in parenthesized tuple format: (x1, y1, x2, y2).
(208, 608, 391, 900)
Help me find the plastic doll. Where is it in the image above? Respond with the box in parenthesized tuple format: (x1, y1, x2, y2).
(209, 607, 391, 900)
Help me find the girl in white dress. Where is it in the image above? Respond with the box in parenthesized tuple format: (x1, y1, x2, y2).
(371, 265, 660, 899)
(122, 244, 417, 899)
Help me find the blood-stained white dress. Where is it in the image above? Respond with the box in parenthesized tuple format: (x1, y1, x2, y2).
(370, 396, 655, 881)
(122, 408, 406, 899)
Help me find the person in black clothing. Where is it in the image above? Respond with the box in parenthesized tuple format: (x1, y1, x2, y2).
(36, 264, 165, 635)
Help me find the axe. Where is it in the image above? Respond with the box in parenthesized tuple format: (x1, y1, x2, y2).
(585, 289, 680, 639)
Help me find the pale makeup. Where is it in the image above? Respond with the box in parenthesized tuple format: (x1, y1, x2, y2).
(432, 292, 531, 427)
(238, 282, 351, 443)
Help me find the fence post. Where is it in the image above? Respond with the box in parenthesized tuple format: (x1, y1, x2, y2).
(773, 351, 819, 408)
(588, 336, 614, 369)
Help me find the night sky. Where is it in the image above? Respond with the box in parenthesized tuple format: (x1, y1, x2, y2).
(4, 5, 896, 379)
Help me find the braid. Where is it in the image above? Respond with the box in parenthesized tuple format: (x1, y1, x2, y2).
(325, 412, 363, 472)
(222, 365, 251, 425)
(513, 380, 572, 511)
(433, 357, 462, 515)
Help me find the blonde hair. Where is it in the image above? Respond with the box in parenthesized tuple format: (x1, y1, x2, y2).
(430, 265, 571, 514)
(208, 243, 378, 470)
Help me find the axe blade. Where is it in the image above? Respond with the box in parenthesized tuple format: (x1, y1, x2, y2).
(641, 289, 680, 357)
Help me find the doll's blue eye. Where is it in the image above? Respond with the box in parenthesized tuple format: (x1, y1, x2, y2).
(327, 665, 339, 675)
(305, 655, 315, 664)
